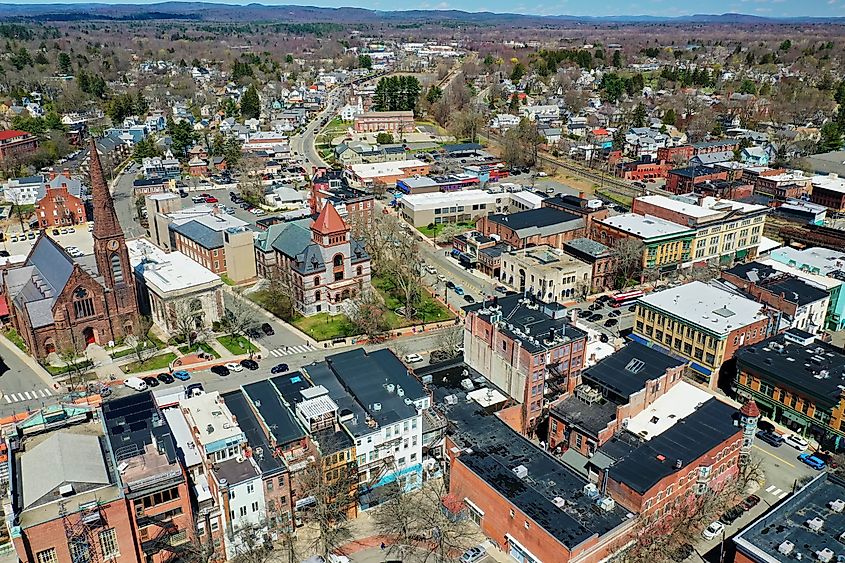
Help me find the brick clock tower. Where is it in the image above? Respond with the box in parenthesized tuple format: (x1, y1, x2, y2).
(89, 138, 139, 339)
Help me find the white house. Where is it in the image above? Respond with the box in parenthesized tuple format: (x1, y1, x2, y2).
(2, 175, 43, 205)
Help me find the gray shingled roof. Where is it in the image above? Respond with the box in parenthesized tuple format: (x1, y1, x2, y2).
(269, 219, 312, 259)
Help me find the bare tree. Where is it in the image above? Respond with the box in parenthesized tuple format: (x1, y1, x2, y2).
(169, 298, 207, 349)
(237, 155, 266, 206)
(59, 339, 90, 392)
(125, 316, 156, 366)
(221, 290, 260, 338)
(610, 237, 645, 289)
(349, 289, 390, 341)
(230, 522, 273, 563)
(434, 223, 464, 245)
(262, 269, 297, 322)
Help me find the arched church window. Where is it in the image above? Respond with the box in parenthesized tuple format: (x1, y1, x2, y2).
(110, 254, 124, 284)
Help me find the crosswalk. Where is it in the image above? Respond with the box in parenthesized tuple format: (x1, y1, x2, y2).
(765, 484, 790, 500)
(3, 388, 53, 404)
(268, 344, 315, 357)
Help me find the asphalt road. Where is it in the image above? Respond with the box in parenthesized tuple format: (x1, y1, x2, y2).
(0, 337, 59, 416)
(112, 161, 146, 238)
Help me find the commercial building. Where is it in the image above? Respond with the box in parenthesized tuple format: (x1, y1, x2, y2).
(631, 194, 768, 266)
(6, 396, 194, 563)
(395, 174, 479, 195)
(353, 111, 415, 134)
(2, 175, 44, 206)
(499, 245, 592, 303)
(735, 329, 845, 451)
(562, 238, 616, 293)
(809, 173, 845, 213)
(733, 472, 845, 563)
(477, 208, 586, 250)
(451, 231, 508, 277)
(430, 363, 637, 563)
(720, 261, 830, 334)
(305, 349, 427, 509)
(593, 213, 695, 275)
(0, 130, 38, 161)
(752, 169, 811, 200)
(345, 159, 430, 188)
(632, 281, 776, 387)
(547, 342, 687, 457)
(463, 294, 588, 433)
(398, 190, 495, 227)
(311, 168, 375, 222)
(333, 141, 406, 165)
(127, 238, 224, 338)
(666, 166, 729, 194)
(542, 193, 609, 231)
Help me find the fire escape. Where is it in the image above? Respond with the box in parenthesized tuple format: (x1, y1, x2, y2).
(137, 507, 191, 560)
(60, 501, 105, 563)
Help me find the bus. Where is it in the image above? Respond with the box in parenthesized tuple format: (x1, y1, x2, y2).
(609, 290, 644, 308)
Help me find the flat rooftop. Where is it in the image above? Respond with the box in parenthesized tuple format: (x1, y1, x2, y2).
(222, 391, 286, 477)
(180, 392, 244, 448)
(769, 246, 845, 276)
(486, 207, 584, 236)
(736, 330, 845, 410)
(582, 341, 687, 400)
(428, 364, 631, 549)
(242, 380, 306, 447)
(464, 293, 587, 354)
(127, 238, 221, 294)
(624, 381, 714, 440)
(637, 281, 767, 336)
(607, 398, 740, 494)
(598, 213, 694, 240)
(214, 457, 259, 487)
(812, 174, 845, 194)
(551, 395, 617, 438)
(400, 190, 495, 209)
(734, 472, 845, 563)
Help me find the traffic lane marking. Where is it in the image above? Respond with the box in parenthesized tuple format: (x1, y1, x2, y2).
(753, 444, 796, 468)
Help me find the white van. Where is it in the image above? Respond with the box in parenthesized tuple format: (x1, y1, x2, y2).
(124, 377, 148, 392)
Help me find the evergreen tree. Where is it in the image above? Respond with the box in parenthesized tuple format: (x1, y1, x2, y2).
(632, 103, 647, 128)
(612, 50, 622, 68)
(358, 54, 372, 70)
(240, 85, 260, 120)
(663, 108, 677, 126)
(58, 51, 72, 74)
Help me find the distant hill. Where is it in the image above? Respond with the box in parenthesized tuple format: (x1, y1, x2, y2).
(1, 2, 843, 25)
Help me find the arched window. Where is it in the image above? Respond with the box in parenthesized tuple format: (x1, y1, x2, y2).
(313, 276, 320, 287)
(315, 290, 321, 302)
(333, 254, 344, 267)
(72, 287, 95, 319)
(110, 254, 124, 284)
(356, 265, 363, 276)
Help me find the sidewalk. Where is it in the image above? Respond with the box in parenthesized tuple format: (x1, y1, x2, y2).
(0, 335, 55, 388)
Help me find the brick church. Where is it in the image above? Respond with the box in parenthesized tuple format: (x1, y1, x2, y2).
(2, 139, 139, 358)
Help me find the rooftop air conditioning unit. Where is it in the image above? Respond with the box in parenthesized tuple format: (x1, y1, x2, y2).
(807, 517, 825, 531)
(445, 394, 458, 405)
(778, 541, 795, 556)
(583, 483, 599, 499)
(597, 497, 616, 511)
(829, 499, 845, 513)
(817, 548, 834, 563)
(512, 465, 528, 479)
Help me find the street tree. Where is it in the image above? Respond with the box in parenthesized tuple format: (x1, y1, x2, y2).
(611, 237, 645, 289)
(169, 298, 207, 349)
(349, 289, 390, 341)
(125, 316, 156, 366)
(237, 155, 267, 205)
(221, 291, 260, 339)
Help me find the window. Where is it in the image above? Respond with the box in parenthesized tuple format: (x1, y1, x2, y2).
(247, 484, 254, 494)
(110, 254, 124, 284)
(267, 480, 274, 491)
(252, 501, 259, 512)
(99, 529, 119, 559)
(239, 506, 247, 517)
(69, 541, 91, 563)
(36, 549, 58, 563)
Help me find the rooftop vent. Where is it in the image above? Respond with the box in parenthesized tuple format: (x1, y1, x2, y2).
(445, 394, 458, 405)
(596, 497, 616, 511)
(372, 402, 382, 412)
(778, 540, 794, 556)
(807, 516, 825, 531)
(830, 499, 845, 513)
(817, 548, 835, 563)
(583, 483, 599, 499)
(552, 497, 566, 508)
(512, 465, 528, 479)
(59, 484, 75, 497)
(625, 358, 645, 374)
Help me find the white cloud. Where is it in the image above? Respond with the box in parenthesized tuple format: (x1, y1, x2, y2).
(435, 1, 449, 7)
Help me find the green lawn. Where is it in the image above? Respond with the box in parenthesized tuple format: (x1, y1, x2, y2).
(292, 313, 358, 341)
(217, 335, 258, 355)
(121, 352, 177, 374)
(417, 222, 475, 239)
(178, 342, 220, 358)
(372, 275, 455, 327)
(110, 347, 137, 359)
(3, 328, 28, 353)
(247, 289, 295, 321)
(44, 360, 94, 376)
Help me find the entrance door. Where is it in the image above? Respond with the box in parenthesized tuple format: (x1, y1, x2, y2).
(82, 327, 96, 345)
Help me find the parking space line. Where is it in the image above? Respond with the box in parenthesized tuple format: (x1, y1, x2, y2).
(765, 485, 776, 493)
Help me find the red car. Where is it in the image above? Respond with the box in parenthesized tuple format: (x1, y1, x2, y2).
(205, 196, 218, 203)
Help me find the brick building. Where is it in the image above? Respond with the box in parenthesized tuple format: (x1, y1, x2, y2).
(561, 238, 616, 293)
(0, 130, 38, 161)
(476, 208, 587, 250)
(617, 157, 671, 181)
(2, 139, 139, 358)
(809, 173, 845, 213)
(310, 168, 375, 222)
(592, 213, 695, 276)
(657, 145, 694, 164)
(751, 169, 810, 200)
(666, 166, 729, 194)
(353, 111, 415, 133)
(168, 214, 256, 283)
(463, 294, 588, 434)
(542, 193, 609, 231)
(547, 342, 687, 457)
(34, 172, 87, 228)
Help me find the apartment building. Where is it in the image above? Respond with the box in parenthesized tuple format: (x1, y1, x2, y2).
(631, 194, 768, 266)
(666, 166, 729, 194)
(0, 130, 38, 161)
(34, 173, 87, 228)
(353, 111, 415, 133)
(632, 281, 775, 388)
(735, 329, 845, 451)
(463, 294, 588, 433)
(809, 173, 845, 213)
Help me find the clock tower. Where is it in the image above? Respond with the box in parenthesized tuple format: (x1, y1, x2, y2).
(89, 138, 139, 336)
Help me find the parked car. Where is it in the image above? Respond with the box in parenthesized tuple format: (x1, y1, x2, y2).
(463, 294, 475, 303)
(124, 377, 148, 392)
(261, 323, 275, 336)
(205, 196, 218, 203)
(404, 353, 424, 363)
(815, 452, 839, 468)
(719, 505, 744, 525)
(459, 546, 487, 563)
(755, 430, 784, 447)
(52, 228, 60, 235)
(225, 362, 243, 372)
(701, 521, 725, 540)
(740, 495, 761, 511)
(453, 286, 465, 295)
(271, 363, 289, 374)
(142, 376, 160, 388)
(798, 452, 827, 470)
(446, 281, 456, 289)
(589, 313, 604, 322)
(784, 434, 810, 451)
(495, 285, 508, 293)
(608, 310, 621, 318)
(240, 359, 259, 370)
(173, 370, 191, 381)
(211, 365, 230, 377)
(157, 372, 175, 384)
(604, 318, 618, 327)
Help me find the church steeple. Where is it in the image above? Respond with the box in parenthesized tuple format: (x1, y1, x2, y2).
(89, 138, 122, 241)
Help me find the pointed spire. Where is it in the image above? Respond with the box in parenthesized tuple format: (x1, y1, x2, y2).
(88, 138, 121, 240)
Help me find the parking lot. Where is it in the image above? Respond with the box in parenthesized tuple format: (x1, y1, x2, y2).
(1, 222, 94, 258)
(567, 296, 638, 338)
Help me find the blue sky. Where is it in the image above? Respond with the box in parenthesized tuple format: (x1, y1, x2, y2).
(3, 0, 843, 17)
